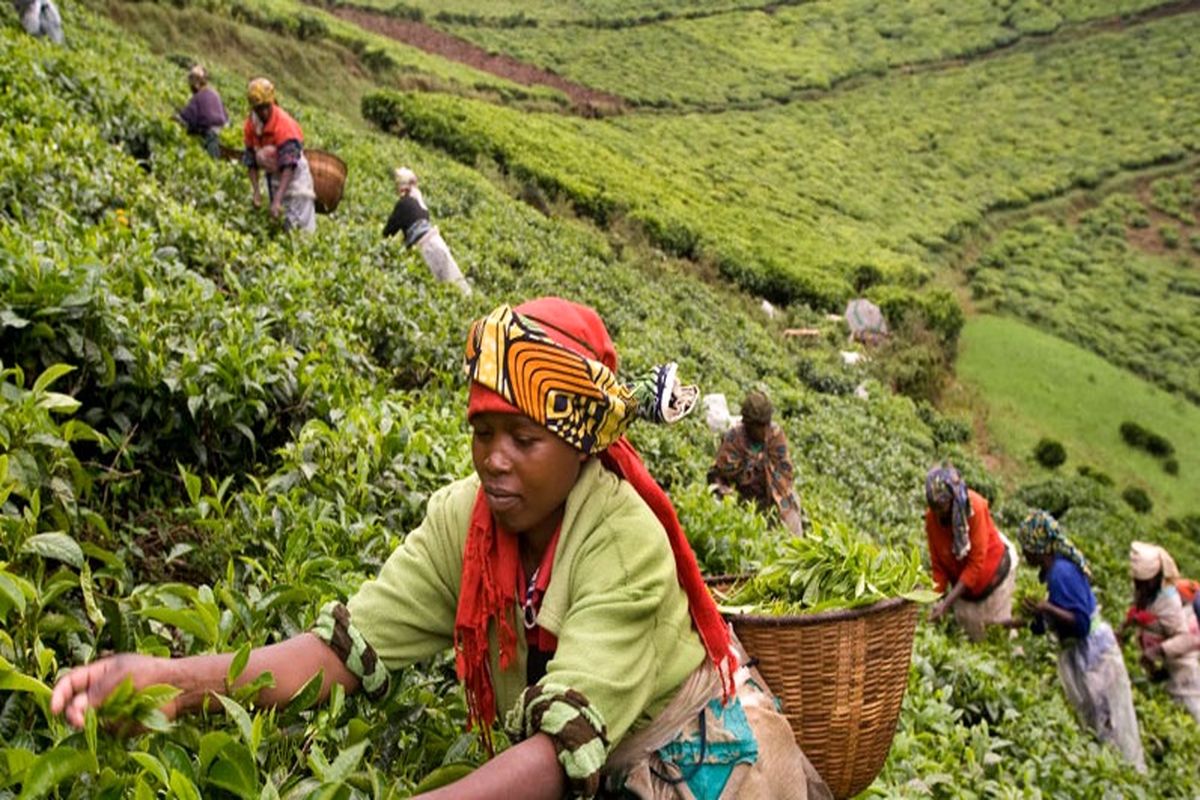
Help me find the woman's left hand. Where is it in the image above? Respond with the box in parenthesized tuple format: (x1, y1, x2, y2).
(1020, 595, 1044, 617)
(928, 597, 950, 622)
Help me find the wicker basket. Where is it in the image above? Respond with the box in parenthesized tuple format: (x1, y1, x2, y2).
(725, 597, 919, 799)
(305, 149, 347, 214)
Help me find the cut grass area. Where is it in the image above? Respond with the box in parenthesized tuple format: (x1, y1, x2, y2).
(957, 315, 1200, 518)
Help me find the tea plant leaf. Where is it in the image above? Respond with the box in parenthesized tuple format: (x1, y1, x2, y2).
(79, 563, 106, 631)
(284, 669, 324, 716)
(128, 752, 169, 788)
(215, 695, 255, 747)
(413, 763, 475, 793)
(227, 643, 251, 689)
(0, 572, 27, 618)
(0, 669, 51, 698)
(205, 741, 258, 800)
(31, 364, 75, 395)
(138, 607, 216, 644)
(21, 533, 84, 569)
(323, 740, 368, 785)
(16, 747, 97, 800)
(169, 769, 202, 800)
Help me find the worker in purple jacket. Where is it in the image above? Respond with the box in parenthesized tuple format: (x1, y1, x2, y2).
(175, 65, 229, 159)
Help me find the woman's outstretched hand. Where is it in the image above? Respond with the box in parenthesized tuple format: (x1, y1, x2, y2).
(50, 653, 176, 729)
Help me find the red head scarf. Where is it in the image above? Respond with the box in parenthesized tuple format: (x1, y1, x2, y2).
(455, 298, 733, 752)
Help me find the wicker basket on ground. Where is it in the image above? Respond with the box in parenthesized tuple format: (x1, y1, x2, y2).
(709, 576, 918, 800)
(305, 149, 347, 214)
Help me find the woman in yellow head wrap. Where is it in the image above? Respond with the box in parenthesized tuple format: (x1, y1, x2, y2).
(241, 77, 316, 233)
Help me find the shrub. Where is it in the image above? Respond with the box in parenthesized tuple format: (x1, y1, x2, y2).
(1076, 465, 1114, 486)
(1118, 421, 1174, 458)
(1190, 234, 1200, 254)
(1163, 457, 1179, 476)
(1033, 438, 1067, 469)
(1144, 431, 1175, 458)
(1119, 420, 1148, 447)
(1121, 486, 1153, 514)
(1164, 514, 1200, 539)
(1160, 226, 1180, 249)
(871, 317, 951, 402)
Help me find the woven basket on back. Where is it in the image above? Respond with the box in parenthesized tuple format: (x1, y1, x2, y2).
(305, 149, 347, 214)
(727, 597, 919, 800)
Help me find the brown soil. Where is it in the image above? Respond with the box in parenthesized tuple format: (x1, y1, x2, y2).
(329, 6, 627, 116)
(1124, 177, 1199, 259)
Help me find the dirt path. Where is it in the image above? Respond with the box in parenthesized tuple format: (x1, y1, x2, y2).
(329, 6, 627, 116)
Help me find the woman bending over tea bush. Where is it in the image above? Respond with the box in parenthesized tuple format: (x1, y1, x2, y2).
(53, 298, 830, 800)
(924, 464, 1018, 641)
(1013, 511, 1146, 772)
(1123, 541, 1200, 723)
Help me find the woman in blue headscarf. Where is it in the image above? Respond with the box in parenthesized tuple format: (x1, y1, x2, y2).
(1014, 510, 1146, 772)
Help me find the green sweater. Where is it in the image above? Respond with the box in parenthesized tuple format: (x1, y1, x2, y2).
(344, 458, 706, 755)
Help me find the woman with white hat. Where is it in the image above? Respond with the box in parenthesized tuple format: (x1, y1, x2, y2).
(1124, 541, 1200, 722)
(383, 167, 471, 294)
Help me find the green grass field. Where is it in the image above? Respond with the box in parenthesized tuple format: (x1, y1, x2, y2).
(957, 315, 1200, 518)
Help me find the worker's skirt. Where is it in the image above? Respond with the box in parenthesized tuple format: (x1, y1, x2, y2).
(1165, 652, 1200, 723)
(17, 0, 64, 43)
(952, 534, 1018, 642)
(1058, 621, 1146, 773)
(602, 637, 832, 800)
(266, 156, 316, 234)
(414, 227, 471, 294)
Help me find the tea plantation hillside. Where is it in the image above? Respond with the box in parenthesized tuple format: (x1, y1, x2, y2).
(360, 14, 1200, 317)
(338, 0, 1187, 109)
(2, 2, 1200, 798)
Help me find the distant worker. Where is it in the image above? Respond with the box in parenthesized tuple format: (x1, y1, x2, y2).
(13, 0, 63, 43)
(707, 389, 804, 536)
(242, 78, 316, 233)
(1014, 511, 1146, 771)
(1122, 541, 1200, 722)
(174, 65, 228, 159)
(383, 167, 471, 295)
(923, 463, 1017, 641)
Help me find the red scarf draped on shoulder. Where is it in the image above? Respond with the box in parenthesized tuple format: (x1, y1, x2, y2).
(454, 299, 734, 754)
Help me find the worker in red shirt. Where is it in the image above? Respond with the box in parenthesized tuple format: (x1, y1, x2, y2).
(242, 77, 316, 233)
(924, 464, 1017, 641)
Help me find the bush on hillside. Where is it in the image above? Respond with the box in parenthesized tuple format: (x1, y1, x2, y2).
(1119, 421, 1175, 458)
(1163, 457, 1179, 476)
(1144, 431, 1175, 458)
(1005, 476, 1114, 523)
(916, 402, 971, 447)
(1033, 438, 1067, 469)
(1165, 515, 1200, 540)
(871, 318, 950, 402)
(1076, 465, 1114, 486)
(1119, 420, 1147, 447)
(1160, 226, 1181, 249)
(1121, 486, 1153, 514)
